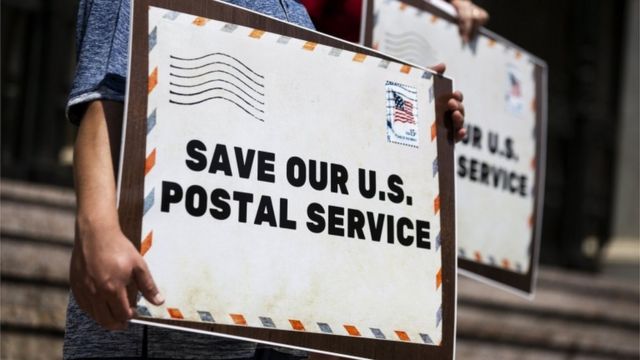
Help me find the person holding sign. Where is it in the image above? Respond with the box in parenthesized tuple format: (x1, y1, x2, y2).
(65, 0, 466, 359)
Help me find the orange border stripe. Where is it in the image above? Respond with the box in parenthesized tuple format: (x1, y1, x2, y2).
(145, 148, 156, 176)
(502, 259, 511, 269)
(515, 50, 523, 60)
(192, 17, 208, 26)
(303, 41, 317, 51)
(230, 314, 247, 325)
(434, 195, 440, 214)
(289, 319, 305, 331)
(531, 157, 536, 170)
(487, 38, 497, 47)
(400, 65, 411, 74)
(395, 331, 410, 341)
(141, 231, 153, 256)
(431, 122, 437, 141)
(167, 308, 184, 319)
(436, 268, 442, 290)
(474, 251, 482, 262)
(148, 67, 158, 94)
(344, 325, 361, 336)
(353, 53, 367, 62)
(249, 29, 265, 39)
(430, 15, 439, 23)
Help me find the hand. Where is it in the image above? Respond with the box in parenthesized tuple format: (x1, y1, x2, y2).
(70, 221, 164, 330)
(429, 63, 466, 142)
(71, 100, 164, 330)
(450, 0, 489, 43)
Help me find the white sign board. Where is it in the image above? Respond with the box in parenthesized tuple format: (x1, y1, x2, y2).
(123, 5, 456, 358)
(366, 0, 547, 294)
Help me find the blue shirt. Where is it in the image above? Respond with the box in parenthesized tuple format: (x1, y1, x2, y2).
(64, 1, 313, 358)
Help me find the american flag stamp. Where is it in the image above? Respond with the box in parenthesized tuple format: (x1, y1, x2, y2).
(386, 81, 419, 147)
(505, 63, 524, 115)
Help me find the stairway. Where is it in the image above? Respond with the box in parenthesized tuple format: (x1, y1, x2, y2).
(1, 179, 638, 359)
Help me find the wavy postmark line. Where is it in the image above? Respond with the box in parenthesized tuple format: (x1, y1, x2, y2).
(171, 86, 264, 112)
(382, 44, 432, 59)
(170, 53, 264, 79)
(382, 40, 432, 52)
(170, 86, 265, 122)
(170, 96, 264, 122)
(170, 79, 265, 105)
(169, 70, 264, 96)
(383, 38, 435, 62)
(170, 64, 264, 88)
(384, 31, 433, 48)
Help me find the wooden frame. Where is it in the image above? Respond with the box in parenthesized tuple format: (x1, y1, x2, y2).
(118, 0, 457, 358)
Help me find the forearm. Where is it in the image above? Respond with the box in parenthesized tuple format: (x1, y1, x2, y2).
(71, 100, 162, 329)
(73, 101, 124, 234)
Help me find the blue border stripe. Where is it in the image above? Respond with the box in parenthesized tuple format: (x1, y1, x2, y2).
(143, 188, 155, 216)
(149, 27, 157, 52)
(147, 109, 157, 135)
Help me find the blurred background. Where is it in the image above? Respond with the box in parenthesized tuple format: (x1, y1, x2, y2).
(1, 0, 638, 358)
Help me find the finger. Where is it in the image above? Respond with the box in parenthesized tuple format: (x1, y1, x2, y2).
(127, 282, 140, 313)
(133, 259, 164, 305)
(477, 8, 489, 26)
(92, 300, 122, 330)
(107, 287, 134, 323)
(470, 7, 482, 35)
(452, 110, 465, 130)
(459, 21, 470, 43)
(458, 15, 473, 43)
(429, 63, 446, 75)
(448, 98, 464, 114)
(452, 90, 463, 102)
(457, 100, 465, 116)
(106, 302, 128, 330)
(455, 127, 468, 142)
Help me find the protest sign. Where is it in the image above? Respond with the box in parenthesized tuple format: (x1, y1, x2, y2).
(362, 0, 547, 295)
(118, 1, 457, 358)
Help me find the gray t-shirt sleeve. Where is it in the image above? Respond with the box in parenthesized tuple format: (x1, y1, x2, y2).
(65, 0, 315, 125)
(66, 0, 130, 124)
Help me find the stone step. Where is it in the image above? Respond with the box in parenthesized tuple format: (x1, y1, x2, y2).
(0, 282, 69, 332)
(457, 302, 639, 358)
(0, 332, 64, 360)
(1, 179, 75, 209)
(1, 237, 71, 285)
(458, 270, 639, 330)
(1, 199, 75, 245)
(1, 179, 638, 360)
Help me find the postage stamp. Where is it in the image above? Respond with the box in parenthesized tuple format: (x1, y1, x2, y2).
(385, 81, 419, 147)
(505, 64, 524, 115)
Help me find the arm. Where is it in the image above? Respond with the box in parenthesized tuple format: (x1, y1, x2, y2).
(70, 100, 164, 330)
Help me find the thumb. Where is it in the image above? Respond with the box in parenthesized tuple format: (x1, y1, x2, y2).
(133, 259, 164, 306)
(429, 63, 446, 75)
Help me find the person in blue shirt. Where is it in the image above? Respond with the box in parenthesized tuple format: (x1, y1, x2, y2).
(66, 1, 466, 359)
